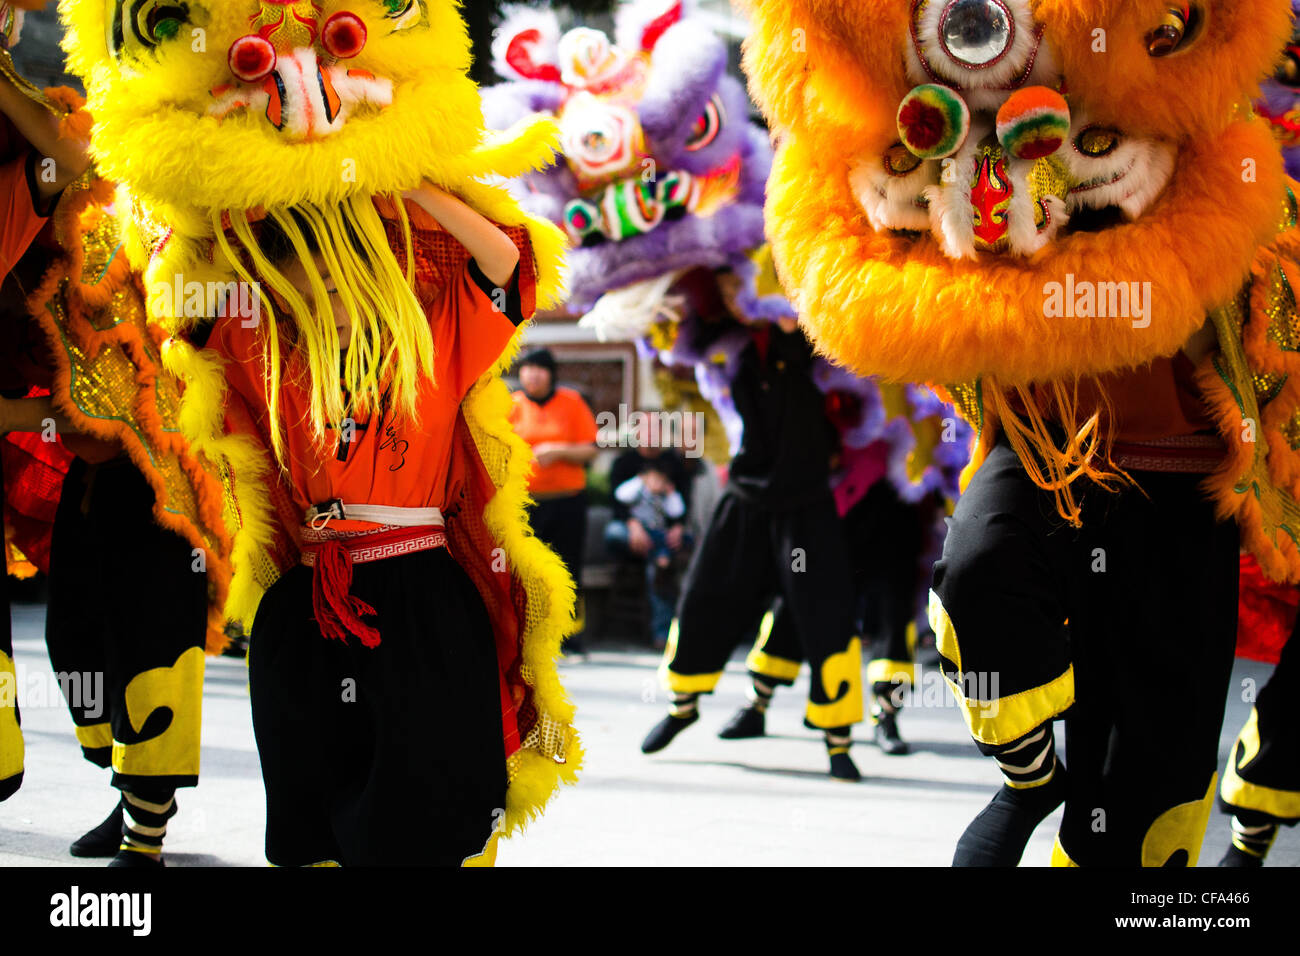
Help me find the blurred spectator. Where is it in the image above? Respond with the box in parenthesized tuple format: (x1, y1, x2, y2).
(613, 463, 686, 567)
(509, 348, 598, 650)
(604, 429, 700, 647)
(606, 459, 691, 647)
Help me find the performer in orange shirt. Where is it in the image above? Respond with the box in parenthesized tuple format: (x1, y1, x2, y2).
(206, 184, 539, 866)
(509, 349, 598, 649)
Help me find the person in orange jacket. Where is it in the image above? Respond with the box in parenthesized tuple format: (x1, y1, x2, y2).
(510, 348, 598, 649)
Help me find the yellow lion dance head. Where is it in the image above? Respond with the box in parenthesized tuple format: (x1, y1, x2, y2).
(59, 0, 567, 448)
(739, 0, 1294, 388)
(58, 0, 566, 240)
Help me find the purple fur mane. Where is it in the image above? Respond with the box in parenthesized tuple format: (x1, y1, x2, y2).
(483, 1, 770, 313)
(1258, 2, 1300, 179)
(485, 0, 972, 510)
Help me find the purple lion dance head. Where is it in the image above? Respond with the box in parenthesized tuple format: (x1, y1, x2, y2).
(1258, 2, 1300, 178)
(482, 0, 971, 510)
(482, 0, 771, 314)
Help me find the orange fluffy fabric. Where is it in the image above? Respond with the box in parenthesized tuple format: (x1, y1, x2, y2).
(41, 86, 93, 143)
(741, 1, 1291, 146)
(765, 118, 1286, 387)
(739, 0, 1295, 387)
(1041, 0, 1294, 140)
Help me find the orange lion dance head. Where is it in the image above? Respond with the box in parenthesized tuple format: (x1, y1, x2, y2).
(739, 1, 1295, 387)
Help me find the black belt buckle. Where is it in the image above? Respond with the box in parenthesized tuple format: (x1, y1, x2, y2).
(311, 498, 345, 522)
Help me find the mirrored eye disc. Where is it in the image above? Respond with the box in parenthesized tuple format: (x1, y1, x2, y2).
(940, 0, 1014, 68)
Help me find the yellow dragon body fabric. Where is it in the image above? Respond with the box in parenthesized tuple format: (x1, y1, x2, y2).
(58, 0, 580, 838)
(740, 0, 1300, 583)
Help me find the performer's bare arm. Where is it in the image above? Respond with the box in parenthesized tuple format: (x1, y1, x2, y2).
(0, 396, 77, 434)
(532, 442, 598, 467)
(0, 396, 123, 462)
(0, 70, 91, 199)
(404, 182, 521, 289)
(1181, 317, 1219, 366)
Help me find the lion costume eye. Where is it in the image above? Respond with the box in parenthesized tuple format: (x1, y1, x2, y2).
(685, 95, 725, 152)
(107, 0, 192, 58)
(382, 0, 424, 32)
(1277, 46, 1300, 88)
(1146, 4, 1203, 58)
(1074, 126, 1120, 158)
(883, 142, 924, 176)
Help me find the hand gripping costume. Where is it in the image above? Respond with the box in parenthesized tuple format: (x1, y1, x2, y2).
(1218, 10, 1300, 866)
(59, 0, 580, 865)
(742, 0, 1300, 865)
(1, 13, 229, 865)
(485, 0, 972, 777)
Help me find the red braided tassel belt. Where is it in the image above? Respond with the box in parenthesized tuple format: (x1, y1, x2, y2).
(299, 524, 447, 647)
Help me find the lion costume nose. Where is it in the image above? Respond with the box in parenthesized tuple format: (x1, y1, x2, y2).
(212, 7, 389, 141)
(559, 92, 645, 189)
(937, 0, 1015, 68)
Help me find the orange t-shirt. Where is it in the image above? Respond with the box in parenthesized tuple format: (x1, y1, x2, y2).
(210, 260, 522, 529)
(2, 152, 54, 279)
(509, 386, 598, 496)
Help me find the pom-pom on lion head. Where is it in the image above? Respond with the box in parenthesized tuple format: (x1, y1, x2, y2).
(739, 0, 1295, 387)
(483, 0, 772, 313)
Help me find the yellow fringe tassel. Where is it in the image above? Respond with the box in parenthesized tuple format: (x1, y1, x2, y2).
(211, 196, 433, 463)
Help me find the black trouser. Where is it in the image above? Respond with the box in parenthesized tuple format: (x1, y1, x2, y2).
(930, 437, 1239, 866)
(250, 546, 507, 866)
(848, 481, 927, 694)
(1221, 617, 1300, 826)
(746, 482, 926, 701)
(663, 489, 862, 729)
(45, 458, 208, 798)
(528, 491, 588, 588)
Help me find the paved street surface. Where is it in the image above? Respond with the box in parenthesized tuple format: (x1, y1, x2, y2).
(1, 600, 1294, 867)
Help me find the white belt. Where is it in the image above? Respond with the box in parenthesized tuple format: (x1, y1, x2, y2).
(305, 499, 445, 531)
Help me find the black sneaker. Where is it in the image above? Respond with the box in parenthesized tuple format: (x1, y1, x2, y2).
(952, 770, 1067, 867)
(828, 751, 862, 782)
(718, 706, 766, 739)
(873, 710, 910, 755)
(641, 712, 698, 753)
(1218, 844, 1266, 868)
(108, 848, 165, 868)
(70, 798, 125, 858)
